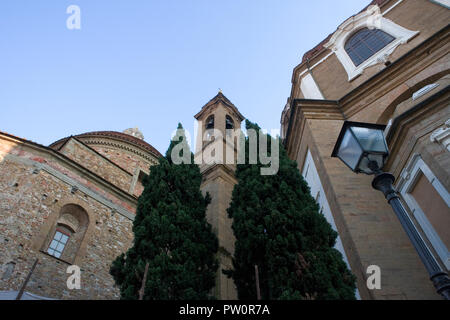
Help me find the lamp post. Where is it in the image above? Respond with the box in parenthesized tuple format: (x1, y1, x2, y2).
(331, 121, 450, 300)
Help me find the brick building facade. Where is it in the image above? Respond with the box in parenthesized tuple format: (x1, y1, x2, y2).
(281, 0, 449, 299)
(0, 129, 161, 299)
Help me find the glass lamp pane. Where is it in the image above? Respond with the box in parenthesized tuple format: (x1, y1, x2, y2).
(337, 129, 363, 171)
(350, 127, 387, 153)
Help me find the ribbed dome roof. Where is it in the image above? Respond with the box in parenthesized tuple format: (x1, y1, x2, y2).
(49, 130, 162, 158)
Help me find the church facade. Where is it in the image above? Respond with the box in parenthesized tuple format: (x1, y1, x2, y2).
(281, 0, 449, 299)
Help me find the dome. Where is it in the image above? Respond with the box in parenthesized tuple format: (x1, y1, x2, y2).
(49, 130, 162, 159)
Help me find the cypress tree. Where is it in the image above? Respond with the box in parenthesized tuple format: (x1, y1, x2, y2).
(225, 120, 356, 300)
(110, 124, 218, 300)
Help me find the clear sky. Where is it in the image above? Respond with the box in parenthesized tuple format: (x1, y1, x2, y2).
(1, 1, 368, 154)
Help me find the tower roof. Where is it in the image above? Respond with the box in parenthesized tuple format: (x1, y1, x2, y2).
(194, 91, 245, 121)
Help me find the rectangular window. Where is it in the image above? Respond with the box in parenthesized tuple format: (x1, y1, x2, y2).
(47, 230, 69, 258)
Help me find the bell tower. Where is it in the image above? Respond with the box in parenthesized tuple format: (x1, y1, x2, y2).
(194, 91, 244, 300)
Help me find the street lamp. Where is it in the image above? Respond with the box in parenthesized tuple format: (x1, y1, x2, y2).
(332, 121, 450, 300)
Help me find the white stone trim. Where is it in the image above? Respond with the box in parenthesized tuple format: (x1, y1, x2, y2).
(302, 150, 360, 299)
(324, 5, 419, 81)
(300, 73, 324, 99)
(383, 118, 394, 138)
(382, 0, 404, 16)
(397, 154, 450, 270)
(296, 1, 404, 78)
(430, 119, 450, 151)
(298, 52, 334, 78)
(413, 83, 440, 100)
(430, 0, 450, 9)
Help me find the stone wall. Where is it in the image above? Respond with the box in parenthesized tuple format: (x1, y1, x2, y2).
(59, 138, 133, 193)
(0, 135, 136, 299)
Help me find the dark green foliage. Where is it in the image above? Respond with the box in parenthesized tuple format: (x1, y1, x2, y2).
(225, 120, 356, 300)
(110, 123, 218, 300)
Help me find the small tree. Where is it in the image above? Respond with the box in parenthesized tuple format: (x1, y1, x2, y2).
(110, 124, 218, 300)
(225, 120, 356, 300)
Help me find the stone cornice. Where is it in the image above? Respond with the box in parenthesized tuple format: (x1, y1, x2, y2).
(384, 85, 450, 171)
(79, 137, 159, 166)
(292, 99, 344, 120)
(200, 163, 238, 186)
(284, 99, 344, 159)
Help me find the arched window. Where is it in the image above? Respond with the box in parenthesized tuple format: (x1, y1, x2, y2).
(205, 115, 215, 141)
(345, 28, 395, 66)
(206, 115, 214, 130)
(46, 204, 89, 262)
(226, 115, 234, 130)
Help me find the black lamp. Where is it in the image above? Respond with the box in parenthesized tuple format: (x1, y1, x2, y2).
(332, 121, 450, 300)
(331, 121, 389, 175)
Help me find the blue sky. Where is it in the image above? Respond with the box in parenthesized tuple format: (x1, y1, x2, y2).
(0, 1, 367, 154)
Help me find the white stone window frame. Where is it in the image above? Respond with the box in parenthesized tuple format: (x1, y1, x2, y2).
(302, 149, 361, 299)
(324, 5, 419, 81)
(430, 119, 450, 152)
(430, 0, 450, 9)
(397, 154, 450, 270)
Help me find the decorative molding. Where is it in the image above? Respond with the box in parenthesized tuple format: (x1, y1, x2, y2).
(430, 0, 450, 9)
(397, 153, 450, 270)
(292, 99, 344, 120)
(295, 1, 405, 79)
(324, 5, 419, 81)
(382, 0, 404, 15)
(430, 119, 450, 151)
(82, 138, 159, 165)
(300, 73, 324, 99)
(298, 52, 334, 78)
(413, 83, 440, 100)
